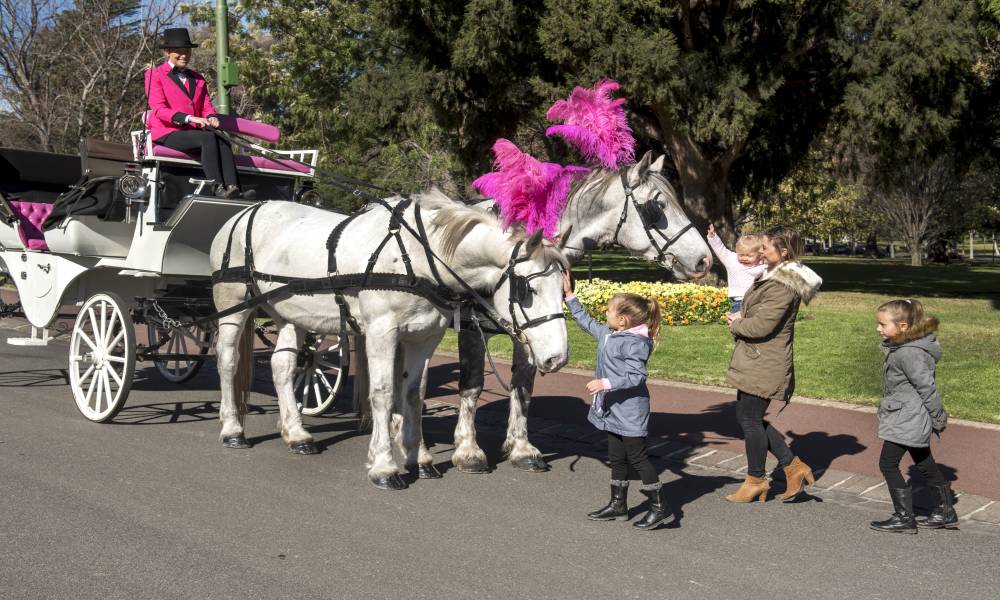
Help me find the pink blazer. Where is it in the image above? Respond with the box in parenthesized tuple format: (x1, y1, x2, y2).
(145, 61, 217, 141)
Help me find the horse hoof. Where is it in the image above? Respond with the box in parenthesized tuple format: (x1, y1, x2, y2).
(456, 459, 490, 474)
(511, 456, 549, 472)
(289, 441, 319, 455)
(371, 474, 408, 490)
(417, 463, 443, 479)
(222, 435, 251, 449)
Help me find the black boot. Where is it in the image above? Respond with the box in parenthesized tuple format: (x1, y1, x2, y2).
(633, 484, 672, 530)
(587, 481, 628, 521)
(870, 486, 917, 534)
(917, 483, 959, 529)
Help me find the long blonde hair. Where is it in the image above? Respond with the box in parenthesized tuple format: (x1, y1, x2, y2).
(611, 293, 662, 342)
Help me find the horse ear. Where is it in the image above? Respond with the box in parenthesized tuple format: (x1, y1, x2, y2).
(649, 154, 666, 173)
(630, 150, 654, 177)
(525, 230, 544, 255)
(557, 225, 573, 250)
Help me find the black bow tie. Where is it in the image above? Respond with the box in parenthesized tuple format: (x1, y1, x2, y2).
(171, 66, 189, 77)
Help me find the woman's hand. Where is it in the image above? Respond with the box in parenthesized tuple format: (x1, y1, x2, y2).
(585, 379, 606, 395)
(189, 116, 220, 128)
(726, 312, 742, 330)
(561, 270, 573, 299)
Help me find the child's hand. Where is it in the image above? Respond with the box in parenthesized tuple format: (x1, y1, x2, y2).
(707, 223, 717, 238)
(586, 379, 607, 395)
(561, 271, 574, 298)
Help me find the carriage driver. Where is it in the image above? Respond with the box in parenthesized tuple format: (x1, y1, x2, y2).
(145, 28, 252, 200)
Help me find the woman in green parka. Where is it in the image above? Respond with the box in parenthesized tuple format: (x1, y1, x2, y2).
(724, 226, 823, 503)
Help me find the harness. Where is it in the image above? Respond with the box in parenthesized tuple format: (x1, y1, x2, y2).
(611, 169, 695, 268)
(207, 198, 564, 357)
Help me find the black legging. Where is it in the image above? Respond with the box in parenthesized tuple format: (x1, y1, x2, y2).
(607, 432, 658, 485)
(158, 129, 239, 189)
(735, 390, 794, 478)
(878, 440, 946, 488)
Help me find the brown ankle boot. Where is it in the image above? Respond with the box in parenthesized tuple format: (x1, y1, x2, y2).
(726, 475, 769, 503)
(779, 457, 815, 501)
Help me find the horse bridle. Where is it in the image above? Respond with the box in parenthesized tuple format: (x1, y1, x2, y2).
(612, 170, 695, 268)
(492, 239, 566, 338)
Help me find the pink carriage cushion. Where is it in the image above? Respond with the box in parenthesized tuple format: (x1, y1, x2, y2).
(214, 115, 281, 143)
(150, 144, 313, 174)
(9, 201, 53, 251)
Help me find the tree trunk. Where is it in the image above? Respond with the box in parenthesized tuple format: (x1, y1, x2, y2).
(654, 109, 735, 241)
(909, 235, 923, 267)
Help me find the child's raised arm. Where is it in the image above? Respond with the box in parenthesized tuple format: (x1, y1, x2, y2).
(563, 272, 611, 340)
(706, 226, 741, 273)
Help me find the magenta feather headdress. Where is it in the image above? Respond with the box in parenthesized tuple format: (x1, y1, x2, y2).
(472, 139, 590, 238)
(545, 80, 636, 169)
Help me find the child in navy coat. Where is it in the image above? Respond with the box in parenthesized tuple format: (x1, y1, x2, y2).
(562, 272, 672, 530)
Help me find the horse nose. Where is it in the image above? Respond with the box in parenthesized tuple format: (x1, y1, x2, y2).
(542, 355, 565, 373)
(695, 255, 713, 276)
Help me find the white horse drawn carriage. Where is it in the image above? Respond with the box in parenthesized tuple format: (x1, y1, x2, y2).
(0, 120, 345, 423)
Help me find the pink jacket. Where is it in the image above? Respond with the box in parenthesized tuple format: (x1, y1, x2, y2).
(145, 61, 217, 142)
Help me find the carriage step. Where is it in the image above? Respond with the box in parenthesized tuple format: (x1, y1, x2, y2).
(6, 326, 51, 346)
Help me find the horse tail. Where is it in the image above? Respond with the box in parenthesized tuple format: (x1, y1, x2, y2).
(232, 309, 256, 425)
(352, 335, 372, 432)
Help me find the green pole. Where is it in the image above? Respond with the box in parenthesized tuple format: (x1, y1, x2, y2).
(215, 0, 232, 114)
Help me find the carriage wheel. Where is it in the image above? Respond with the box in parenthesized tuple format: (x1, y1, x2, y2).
(147, 323, 211, 383)
(69, 292, 136, 423)
(294, 334, 346, 416)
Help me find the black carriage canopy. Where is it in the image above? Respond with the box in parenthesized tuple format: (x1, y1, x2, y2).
(0, 142, 128, 229)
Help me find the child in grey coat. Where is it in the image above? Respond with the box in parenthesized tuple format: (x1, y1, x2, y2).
(870, 299, 954, 534)
(562, 272, 672, 530)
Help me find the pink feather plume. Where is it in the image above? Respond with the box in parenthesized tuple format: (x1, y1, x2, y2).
(472, 139, 590, 238)
(545, 80, 636, 169)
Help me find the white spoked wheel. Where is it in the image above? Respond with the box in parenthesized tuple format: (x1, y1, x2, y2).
(147, 323, 211, 383)
(69, 292, 136, 423)
(294, 334, 346, 416)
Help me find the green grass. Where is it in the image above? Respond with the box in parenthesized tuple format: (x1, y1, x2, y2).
(440, 255, 1000, 424)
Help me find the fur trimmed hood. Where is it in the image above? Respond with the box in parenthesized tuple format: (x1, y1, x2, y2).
(761, 261, 823, 304)
(884, 316, 941, 352)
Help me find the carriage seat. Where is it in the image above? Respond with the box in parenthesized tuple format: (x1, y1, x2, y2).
(148, 144, 314, 174)
(134, 114, 315, 176)
(8, 201, 53, 251)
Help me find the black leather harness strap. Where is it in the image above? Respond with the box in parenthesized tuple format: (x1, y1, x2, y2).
(614, 170, 694, 265)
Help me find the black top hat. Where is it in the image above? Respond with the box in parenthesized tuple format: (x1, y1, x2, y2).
(158, 28, 199, 49)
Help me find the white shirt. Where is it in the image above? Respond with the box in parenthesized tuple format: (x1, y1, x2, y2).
(708, 235, 767, 299)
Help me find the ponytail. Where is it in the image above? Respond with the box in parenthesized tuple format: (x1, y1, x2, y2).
(646, 297, 661, 342)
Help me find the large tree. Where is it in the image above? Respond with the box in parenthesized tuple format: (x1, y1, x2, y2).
(831, 0, 981, 266)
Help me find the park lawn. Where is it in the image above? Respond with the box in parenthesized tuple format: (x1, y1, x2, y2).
(439, 256, 1000, 424)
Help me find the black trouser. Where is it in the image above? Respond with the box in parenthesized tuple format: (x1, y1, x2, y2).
(158, 129, 240, 189)
(878, 440, 946, 489)
(607, 432, 659, 485)
(735, 390, 794, 478)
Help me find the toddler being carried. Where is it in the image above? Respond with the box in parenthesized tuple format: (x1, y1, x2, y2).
(706, 224, 766, 314)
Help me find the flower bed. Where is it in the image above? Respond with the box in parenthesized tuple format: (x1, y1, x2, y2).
(571, 278, 731, 326)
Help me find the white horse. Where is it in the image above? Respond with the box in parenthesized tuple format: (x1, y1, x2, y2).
(450, 152, 714, 472)
(209, 191, 570, 489)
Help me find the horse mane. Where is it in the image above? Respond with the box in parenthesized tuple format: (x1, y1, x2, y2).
(418, 189, 498, 258)
(417, 189, 569, 270)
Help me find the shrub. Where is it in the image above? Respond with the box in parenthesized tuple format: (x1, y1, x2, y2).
(571, 278, 731, 326)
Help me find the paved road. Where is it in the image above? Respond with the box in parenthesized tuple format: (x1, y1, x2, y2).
(427, 353, 1000, 500)
(1, 332, 999, 600)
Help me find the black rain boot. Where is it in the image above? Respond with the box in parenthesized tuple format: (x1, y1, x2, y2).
(633, 483, 672, 530)
(587, 481, 628, 521)
(870, 486, 917, 534)
(917, 483, 959, 529)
